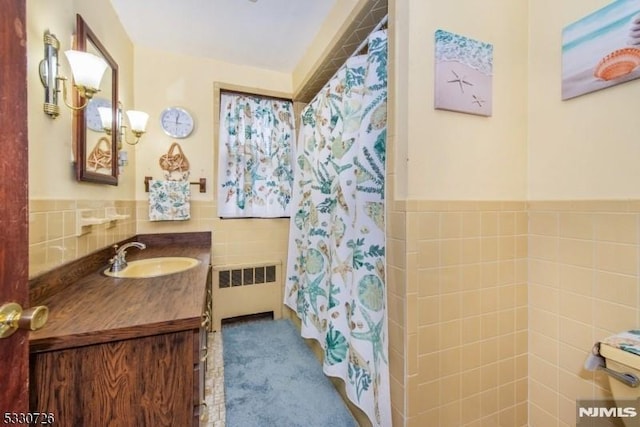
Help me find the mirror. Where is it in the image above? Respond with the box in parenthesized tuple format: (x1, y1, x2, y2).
(74, 14, 119, 185)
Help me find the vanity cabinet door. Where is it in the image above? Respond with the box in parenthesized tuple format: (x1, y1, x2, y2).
(30, 332, 194, 427)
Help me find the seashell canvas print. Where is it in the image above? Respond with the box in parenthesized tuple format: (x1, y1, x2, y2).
(562, 1, 640, 100)
(434, 29, 493, 117)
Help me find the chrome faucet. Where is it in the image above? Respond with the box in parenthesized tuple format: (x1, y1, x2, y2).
(108, 242, 146, 272)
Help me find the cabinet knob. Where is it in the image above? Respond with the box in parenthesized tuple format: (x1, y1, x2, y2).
(0, 302, 49, 338)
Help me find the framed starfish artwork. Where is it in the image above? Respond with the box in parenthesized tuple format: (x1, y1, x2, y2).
(434, 29, 493, 116)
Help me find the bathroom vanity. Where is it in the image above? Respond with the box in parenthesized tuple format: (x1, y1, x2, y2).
(28, 232, 212, 427)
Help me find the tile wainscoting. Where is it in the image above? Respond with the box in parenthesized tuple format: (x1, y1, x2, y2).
(29, 199, 137, 277)
(391, 200, 529, 427)
(28, 199, 291, 278)
(30, 197, 640, 426)
(528, 200, 640, 427)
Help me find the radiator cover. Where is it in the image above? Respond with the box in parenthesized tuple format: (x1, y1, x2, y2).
(211, 261, 283, 331)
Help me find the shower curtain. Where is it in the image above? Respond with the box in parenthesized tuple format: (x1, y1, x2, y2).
(285, 29, 390, 426)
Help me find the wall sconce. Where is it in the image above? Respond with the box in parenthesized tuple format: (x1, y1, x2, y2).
(98, 104, 149, 146)
(39, 30, 108, 119)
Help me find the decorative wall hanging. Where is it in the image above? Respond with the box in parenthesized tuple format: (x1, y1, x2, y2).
(86, 137, 112, 172)
(159, 142, 190, 180)
(434, 29, 493, 117)
(562, 1, 640, 100)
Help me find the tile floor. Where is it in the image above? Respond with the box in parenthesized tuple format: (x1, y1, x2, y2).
(203, 331, 226, 426)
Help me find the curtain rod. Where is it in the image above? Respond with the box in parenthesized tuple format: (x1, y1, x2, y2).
(220, 88, 292, 103)
(352, 14, 388, 57)
(303, 14, 389, 106)
(325, 14, 389, 89)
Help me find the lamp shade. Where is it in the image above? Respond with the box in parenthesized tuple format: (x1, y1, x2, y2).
(64, 50, 108, 90)
(97, 107, 112, 129)
(126, 110, 149, 133)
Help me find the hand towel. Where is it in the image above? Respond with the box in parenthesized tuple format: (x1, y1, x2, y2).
(148, 179, 191, 221)
(602, 330, 640, 356)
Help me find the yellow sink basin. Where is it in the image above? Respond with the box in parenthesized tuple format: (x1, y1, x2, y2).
(104, 257, 200, 278)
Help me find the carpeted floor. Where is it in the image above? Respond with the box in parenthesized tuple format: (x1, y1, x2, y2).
(222, 319, 358, 427)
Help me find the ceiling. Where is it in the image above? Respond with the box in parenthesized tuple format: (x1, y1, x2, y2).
(109, 0, 338, 73)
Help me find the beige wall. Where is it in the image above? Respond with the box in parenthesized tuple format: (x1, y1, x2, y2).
(27, 1, 640, 426)
(390, 0, 640, 426)
(132, 47, 293, 271)
(528, 201, 640, 426)
(404, 201, 528, 427)
(390, 0, 530, 425)
(528, 1, 640, 200)
(29, 199, 136, 277)
(527, 1, 640, 426)
(26, 2, 295, 276)
(131, 45, 292, 203)
(393, 0, 528, 201)
(27, 0, 138, 276)
(27, 0, 137, 200)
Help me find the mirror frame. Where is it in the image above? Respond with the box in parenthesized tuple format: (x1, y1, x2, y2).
(74, 14, 119, 185)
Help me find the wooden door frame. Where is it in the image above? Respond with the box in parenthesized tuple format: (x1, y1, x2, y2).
(0, 0, 30, 414)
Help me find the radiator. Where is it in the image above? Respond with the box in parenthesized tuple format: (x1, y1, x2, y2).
(210, 261, 283, 331)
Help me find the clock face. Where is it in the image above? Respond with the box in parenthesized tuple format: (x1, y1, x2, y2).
(160, 107, 194, 138)
(85, 97, 112, 132)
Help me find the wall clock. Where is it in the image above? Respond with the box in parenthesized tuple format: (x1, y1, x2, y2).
(160, 106, 194, 139)
(85, 97, 112, 132)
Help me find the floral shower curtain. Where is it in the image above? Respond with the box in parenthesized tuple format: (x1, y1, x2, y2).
(218, 93, 294, 218)
(285, 29, 390, 426)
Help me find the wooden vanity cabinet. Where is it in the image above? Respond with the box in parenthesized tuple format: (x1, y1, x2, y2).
(30, 325, 206, 427)
(28, 233, 213, 427)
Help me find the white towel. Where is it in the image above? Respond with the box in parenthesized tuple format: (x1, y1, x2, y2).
(148, 180, 191, 221)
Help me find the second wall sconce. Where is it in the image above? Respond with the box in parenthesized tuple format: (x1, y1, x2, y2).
(98, 104, 149, 146)
(39, 30, 108, 118)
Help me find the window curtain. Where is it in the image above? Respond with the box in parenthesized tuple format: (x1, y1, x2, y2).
(217, 93, 294, 218)
(285, 29, 390, 427)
